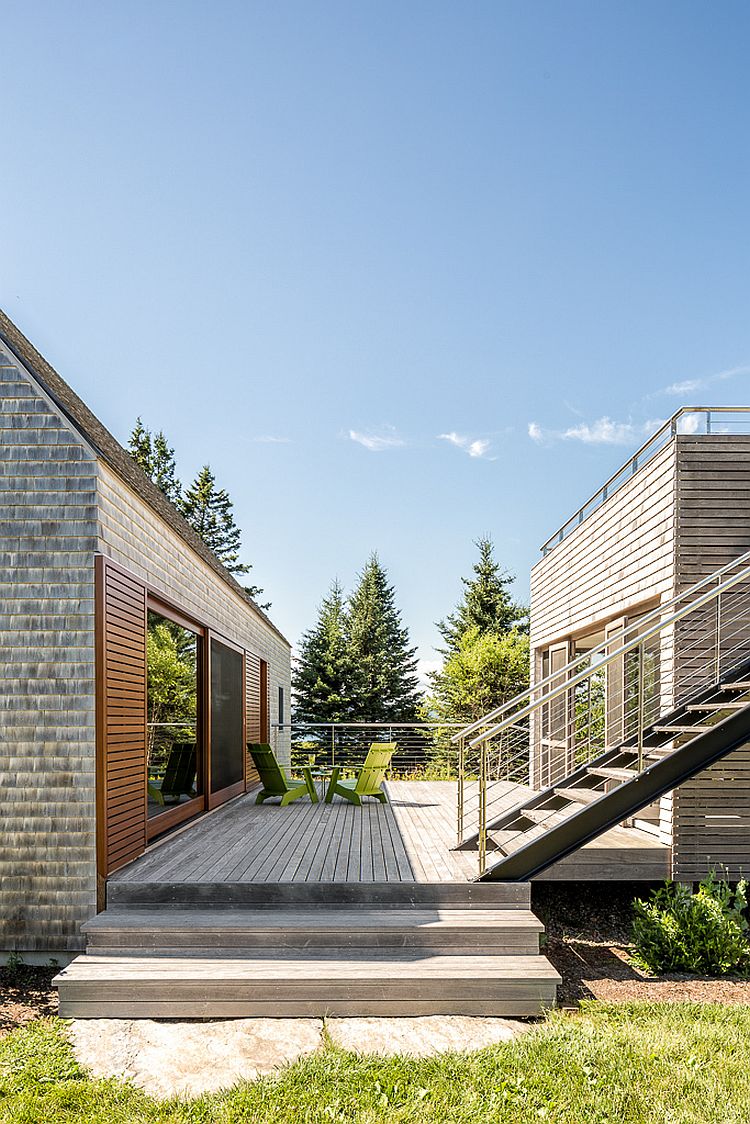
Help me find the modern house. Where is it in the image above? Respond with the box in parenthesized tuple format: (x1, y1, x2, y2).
(456, 409, 750, 884)
(0, 310, 292, 959)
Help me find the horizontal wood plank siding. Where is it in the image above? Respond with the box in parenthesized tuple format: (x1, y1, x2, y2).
(672, 434, 750, 878)
(98, 560, 147, 876)
(0, 343, 98, 952)
(530, 441, 677, 650)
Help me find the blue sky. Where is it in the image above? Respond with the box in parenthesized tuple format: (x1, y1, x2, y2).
(3, 1, 750, 680)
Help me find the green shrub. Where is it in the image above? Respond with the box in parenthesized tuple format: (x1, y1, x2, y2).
(632, 874, 750, 975)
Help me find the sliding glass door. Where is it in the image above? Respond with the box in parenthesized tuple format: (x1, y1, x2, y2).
(209, 637, 246, 806)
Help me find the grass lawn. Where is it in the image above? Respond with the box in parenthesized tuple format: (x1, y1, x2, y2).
(2, 1005, 750, 1123)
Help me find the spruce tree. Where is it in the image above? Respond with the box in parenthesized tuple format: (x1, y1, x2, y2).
(127, 419, 182, 506)
(437, 537, 527, 652)
(292, 580, 352, 723)
(181, 465, 264, 602)
(346, 554, 421, 721)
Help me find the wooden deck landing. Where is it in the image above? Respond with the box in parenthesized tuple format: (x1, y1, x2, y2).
(111, 781, 670, 886)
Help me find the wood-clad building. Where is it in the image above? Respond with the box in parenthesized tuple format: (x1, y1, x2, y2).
(0, 311, 291, 956)
(529, 413, 750, 879)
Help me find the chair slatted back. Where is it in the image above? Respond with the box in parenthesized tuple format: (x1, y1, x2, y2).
(355, 742, 396, 795)
(247, 743, 288, 794)
(161, 742, 197, 799)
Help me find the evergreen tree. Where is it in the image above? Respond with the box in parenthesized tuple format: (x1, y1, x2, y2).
(437, 537, 527, 652)
(127, 419, 182, 506)
(292, 580, 352, 723)
(181, 464, 260, 587)
(346, 554, 421, 721)
(128, 417, 154, 475)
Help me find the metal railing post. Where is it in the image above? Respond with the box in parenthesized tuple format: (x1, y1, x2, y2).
(331, 724, 335, 768)
(457, 737, 465, 846)
(716, 589, 722, 683)
(478, 742, 487, 877)
(637, 642, 645, 772)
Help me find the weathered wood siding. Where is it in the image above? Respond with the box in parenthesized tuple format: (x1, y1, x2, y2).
(672, 434, 750, 879)
(530, 440, 677, 650)
(0, 343, 98, 953)
(97, 560, 147, 877)
(95, 463, 291, 765)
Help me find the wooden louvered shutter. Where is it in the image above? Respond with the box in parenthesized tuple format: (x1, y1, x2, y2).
(245, 652, 262, 785)
(96, 557, 147, 878)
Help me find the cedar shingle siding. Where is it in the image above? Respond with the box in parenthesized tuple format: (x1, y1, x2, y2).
(0, 313, 292, 954)
(0, 344, 98, 952)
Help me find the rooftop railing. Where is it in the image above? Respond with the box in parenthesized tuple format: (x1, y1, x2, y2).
(540, 406, 750, 556)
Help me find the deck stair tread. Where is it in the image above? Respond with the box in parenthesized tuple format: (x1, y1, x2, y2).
(587, 766, 638, 781)
(553, 787, 603, 806)
(687, 702, 748, 711)
(57, 953, 561, 982)
(653, 724, 713, 734)
(725, 682, 750, 690)
(83, 908, 542, 932)
(520, 808, 572, 827)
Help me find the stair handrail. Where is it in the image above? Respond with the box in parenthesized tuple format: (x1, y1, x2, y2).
(452, 545, 750, 745)
(458, 547, 750, 751)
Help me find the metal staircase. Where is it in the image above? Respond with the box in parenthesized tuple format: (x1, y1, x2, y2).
(454, 548, 750, 881)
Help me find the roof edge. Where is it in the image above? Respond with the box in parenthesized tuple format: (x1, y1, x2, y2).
(0, 308, 291, 649)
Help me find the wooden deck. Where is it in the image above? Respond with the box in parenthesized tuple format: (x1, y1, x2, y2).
(110, 781, 670, 886)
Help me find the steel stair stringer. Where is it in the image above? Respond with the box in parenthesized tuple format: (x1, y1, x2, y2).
(478, 699, 750, 882)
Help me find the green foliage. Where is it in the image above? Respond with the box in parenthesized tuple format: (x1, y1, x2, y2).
(146, 618, 197, 762)
(437, 536, 527, 653)
(127, 420, 266, 603)
(293, 580, 353, 724)
(427, 626, 530, 725)
(127, 418, 182, 506)
(5, 1007, 750, 1122)
(346, 554, 421, 722)
(632, 874, 750, 975)
(293, 557, 421, 725)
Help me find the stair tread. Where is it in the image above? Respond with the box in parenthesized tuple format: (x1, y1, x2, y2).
(554, 787, 603, 805)
(687, 702, 748, 711)
(57, 952, 561, 982)
(83, 908, 543, 933)
(587, 767, 638, 781)
(653, 724, 713, 733)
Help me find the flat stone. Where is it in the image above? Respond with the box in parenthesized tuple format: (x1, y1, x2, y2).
(326, 1015, 528, 1056)
(69, 1017, 324, 1098)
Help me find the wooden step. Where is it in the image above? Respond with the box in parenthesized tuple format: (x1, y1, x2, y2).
(687, 702, 748, 711)
(54, 953, 561, 1018)
(653, 724, 713, 734)
(522, 807, 570, 826)
(554, 787, 604, 806)
(725, 682, 750, 691)
(82, 908, 544, 955)
(106, 880, 530, 910)
(587, 766, 638, 782)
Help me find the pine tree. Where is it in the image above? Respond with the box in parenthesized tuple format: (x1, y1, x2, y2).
(346, 554, 421, 721)
(427, 538, 529, 727)
(128, 417, 154, 475)
(437, 537, 527, 652)
(127, 419, 181, 506)
(292, 580, 352, 723)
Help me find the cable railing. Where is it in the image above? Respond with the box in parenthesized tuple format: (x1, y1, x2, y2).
(540, 407, 750, 556)
(455, 546, 750, 873)
(271, 721, 495, 782)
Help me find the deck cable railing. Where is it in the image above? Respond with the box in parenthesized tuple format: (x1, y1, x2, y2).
(540, 406, 750, 555)
(271, 722, 496, 782)
(453, 545, 750, 875)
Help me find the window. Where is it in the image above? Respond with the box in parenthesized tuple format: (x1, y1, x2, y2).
(278, 685, 285, 726)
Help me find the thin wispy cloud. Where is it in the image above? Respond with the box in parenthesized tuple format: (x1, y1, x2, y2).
(252, 435, 292, 444)
(348, 427, 405, 452)
(652, 364, 750, 399)
(528, 416, 662, 447)
(438, 432, 493, 458)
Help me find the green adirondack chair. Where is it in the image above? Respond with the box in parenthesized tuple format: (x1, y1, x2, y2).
(247, 743, 319, 806)
(324, 742, 396, 806)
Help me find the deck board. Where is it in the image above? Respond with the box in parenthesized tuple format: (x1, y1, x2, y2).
(110, 781, 669, 886)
